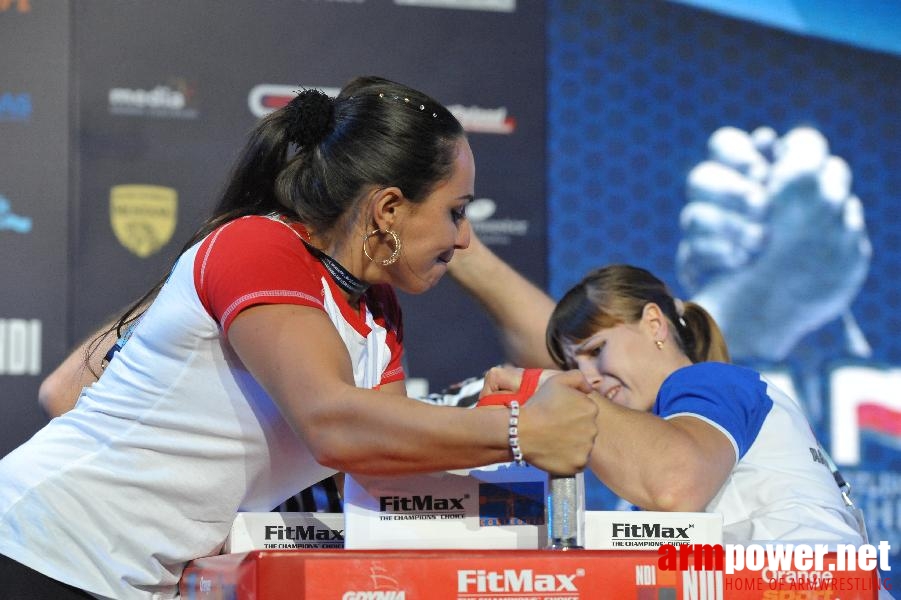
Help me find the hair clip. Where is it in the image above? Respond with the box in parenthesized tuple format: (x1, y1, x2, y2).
(377, 92, 438, 118)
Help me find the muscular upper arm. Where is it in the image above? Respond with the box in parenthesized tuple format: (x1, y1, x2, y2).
(226, 302, 518, 474)
(227, 303, 358, 438)
(380, 380, 408, 397)
(665, 415, 736, 509)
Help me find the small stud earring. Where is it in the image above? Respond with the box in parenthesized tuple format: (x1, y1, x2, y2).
(655, 340, 664, 350)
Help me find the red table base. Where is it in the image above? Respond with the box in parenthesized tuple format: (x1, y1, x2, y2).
(179, 549, 883, 599)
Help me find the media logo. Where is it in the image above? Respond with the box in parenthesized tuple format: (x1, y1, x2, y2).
(447, 104, 516, 134)
(466, 197, 529, 246)
(0, 318, 41, 375)
(248, 84, 340, 118)
(0, 196, 32, 233)
(0, 92, 32, 122)
(394, 0, 515, 12)
(109, 185, 178, 257)
(108, 79, 198, 119)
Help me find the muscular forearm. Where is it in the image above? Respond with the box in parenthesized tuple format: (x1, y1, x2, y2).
(588, 394, 733, 512)
(301, 389, 514, 474)
(303, 370, 596, 477)
(229, 304, 596, 477)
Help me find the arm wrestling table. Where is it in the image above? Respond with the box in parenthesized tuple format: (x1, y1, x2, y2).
(179, 548, 881, 599)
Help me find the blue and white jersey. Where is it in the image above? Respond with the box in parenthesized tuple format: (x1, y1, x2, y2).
(655, 362, 862, 545)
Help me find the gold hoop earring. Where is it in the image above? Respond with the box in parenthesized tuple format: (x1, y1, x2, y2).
(362, 229, 402, 266)
(655, 339, 664, 350)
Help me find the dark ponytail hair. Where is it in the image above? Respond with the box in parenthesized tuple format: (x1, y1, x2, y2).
(88, 76, 465, 371)
(546, 264, 730, 369)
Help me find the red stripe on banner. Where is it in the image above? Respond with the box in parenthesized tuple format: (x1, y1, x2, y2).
(858, 403, 901, 436)
(261, 95, 292, 110)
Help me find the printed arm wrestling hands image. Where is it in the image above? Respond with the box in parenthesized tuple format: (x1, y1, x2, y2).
(678, 125, 872, 362)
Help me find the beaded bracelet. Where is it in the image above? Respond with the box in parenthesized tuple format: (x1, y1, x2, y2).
(508, 400, 525, 465)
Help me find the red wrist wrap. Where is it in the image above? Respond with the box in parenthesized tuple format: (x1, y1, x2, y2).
(476, 368, 542, 408)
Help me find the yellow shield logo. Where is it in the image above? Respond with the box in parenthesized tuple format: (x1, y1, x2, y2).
(109, 185, 178, 257)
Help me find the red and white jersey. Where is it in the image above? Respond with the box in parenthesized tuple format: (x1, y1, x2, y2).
(0, 215, 404, 599)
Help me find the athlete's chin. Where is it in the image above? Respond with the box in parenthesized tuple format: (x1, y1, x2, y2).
(620, 394, 654, 412)
(396, 266, 447, 295)
(611, 392, 635, 409)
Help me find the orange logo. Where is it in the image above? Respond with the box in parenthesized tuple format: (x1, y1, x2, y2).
(0, 0, 31, 13)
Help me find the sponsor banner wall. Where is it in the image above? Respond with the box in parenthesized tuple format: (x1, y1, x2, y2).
(70, 0, 546, 394)
(1, 2, 545, 457)
(547, 0, 901, 574)
(0, 1, 70, 455)
(8, 1, 897, 578)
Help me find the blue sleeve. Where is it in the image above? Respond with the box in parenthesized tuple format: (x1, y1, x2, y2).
(653, 363, 772, 459)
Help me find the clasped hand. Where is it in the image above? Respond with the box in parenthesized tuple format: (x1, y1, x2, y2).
(481, 366, 598, 476)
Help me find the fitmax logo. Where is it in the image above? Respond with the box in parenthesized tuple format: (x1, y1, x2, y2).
(613, 523, 692, 539)
(379, 495, 465, 512)
(458, 568, 584, 593)
(264, 525, 343, 541)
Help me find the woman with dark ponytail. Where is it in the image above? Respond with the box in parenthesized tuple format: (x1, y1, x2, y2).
(0, 76, 599, 600)
(543, 264, 863, 546)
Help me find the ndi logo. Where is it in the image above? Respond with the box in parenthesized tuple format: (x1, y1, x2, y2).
(0, 318, 41, 375)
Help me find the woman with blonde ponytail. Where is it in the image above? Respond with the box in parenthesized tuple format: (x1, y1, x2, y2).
(544, 264, 863, 546)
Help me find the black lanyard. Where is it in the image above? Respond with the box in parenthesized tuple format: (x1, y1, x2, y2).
(302, 240, 370, 297)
